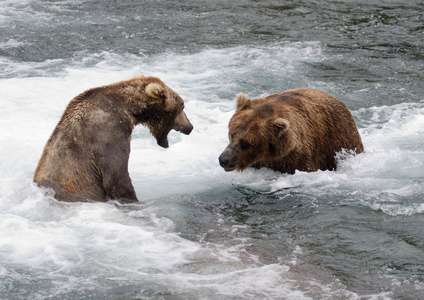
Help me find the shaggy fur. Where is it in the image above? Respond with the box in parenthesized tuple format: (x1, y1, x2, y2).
(34, 75, 193, 203)
(218, 88, 363, 174)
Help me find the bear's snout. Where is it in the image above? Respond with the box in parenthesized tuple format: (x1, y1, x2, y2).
(218, 154, 229, 168)
(173, 111, 193, 135)
(175, 122, 193, 135)
(218, 150, 238, 172)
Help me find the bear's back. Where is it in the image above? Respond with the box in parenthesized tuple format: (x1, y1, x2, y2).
(268, 88, 347, 115)
(268, 88, 363, 171)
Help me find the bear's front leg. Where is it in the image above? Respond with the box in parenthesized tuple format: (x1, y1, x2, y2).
(103, 171, 138, 203)
(98, 141, 139, 203)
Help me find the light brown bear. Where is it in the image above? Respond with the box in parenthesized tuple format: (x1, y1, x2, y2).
(218, 88, 363, 174)
(34, 75, 193, 203)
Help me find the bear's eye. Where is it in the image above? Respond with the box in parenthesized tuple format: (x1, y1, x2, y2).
(229, 132, 234, 141)
(239, 139, 251, 150)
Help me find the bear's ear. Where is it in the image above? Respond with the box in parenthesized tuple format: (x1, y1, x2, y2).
(236, 93, 251, 111)
(272, 118, 290, 131)
(146, 83, 166, 100)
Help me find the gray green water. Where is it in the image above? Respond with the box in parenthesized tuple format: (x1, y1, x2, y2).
(1, 1, 424, 299)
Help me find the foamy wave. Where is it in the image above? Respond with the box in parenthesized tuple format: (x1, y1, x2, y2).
(368, 202, 424, 216)
(0, 176, 200, 273)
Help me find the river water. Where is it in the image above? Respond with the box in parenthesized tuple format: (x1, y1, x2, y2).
(1, 1, 423, 299)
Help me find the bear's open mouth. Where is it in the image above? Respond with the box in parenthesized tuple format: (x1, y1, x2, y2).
(156, 133, 170, 148)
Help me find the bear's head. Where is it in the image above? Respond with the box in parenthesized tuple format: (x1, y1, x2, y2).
(131, 76, 193, 148)
(218, 94, 294, 172)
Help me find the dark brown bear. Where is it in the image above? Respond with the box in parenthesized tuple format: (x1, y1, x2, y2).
(34, 75, 193, 203)
(218, 88, 363, 174)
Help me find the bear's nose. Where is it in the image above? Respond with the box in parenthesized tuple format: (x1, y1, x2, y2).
(218, 155, 229, 167)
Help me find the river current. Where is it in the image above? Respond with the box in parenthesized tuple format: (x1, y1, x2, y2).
(1, 1, 423, 299)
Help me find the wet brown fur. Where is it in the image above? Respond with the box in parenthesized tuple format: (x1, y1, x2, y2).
(219, 88, 364, 174)
(34, 75, 193, 203)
